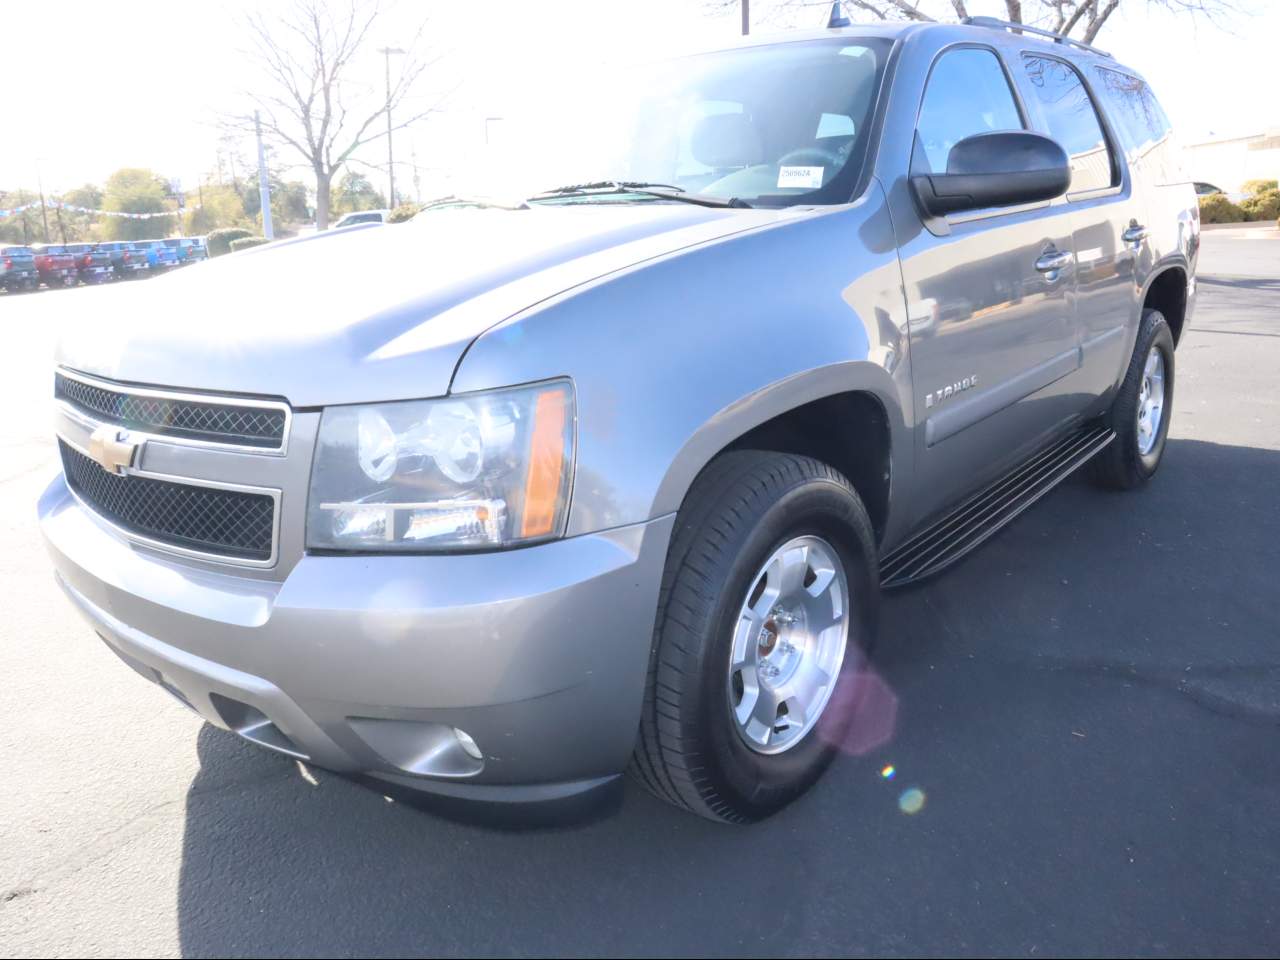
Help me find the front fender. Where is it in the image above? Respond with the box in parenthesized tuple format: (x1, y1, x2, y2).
(451, 189, 913, 541)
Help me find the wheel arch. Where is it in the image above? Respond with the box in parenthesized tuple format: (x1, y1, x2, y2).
(653, 365, 905, 547)
(1141, 262, 1189, 346)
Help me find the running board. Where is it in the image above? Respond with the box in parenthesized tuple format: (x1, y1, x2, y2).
(879, 424, 1115, 589)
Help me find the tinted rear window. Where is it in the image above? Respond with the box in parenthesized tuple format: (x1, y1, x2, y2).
(2, 247, 32, 255)
(1021, 55, 1116, 193)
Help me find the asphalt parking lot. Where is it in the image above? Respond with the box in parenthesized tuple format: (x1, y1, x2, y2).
(1, 229, 1277, 958)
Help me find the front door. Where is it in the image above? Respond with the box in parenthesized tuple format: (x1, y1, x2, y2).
(896, 45, 1083, 525)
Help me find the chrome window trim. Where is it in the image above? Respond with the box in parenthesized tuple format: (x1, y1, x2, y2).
(55, 366, 292, 457)
(56, 429, 282, 569)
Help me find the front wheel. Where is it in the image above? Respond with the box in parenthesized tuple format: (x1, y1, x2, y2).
(1090, 308, 1175, 490)
(629, 451, 879, 823)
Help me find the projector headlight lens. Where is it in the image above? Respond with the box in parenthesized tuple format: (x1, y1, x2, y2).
(307, 380, 574, 551)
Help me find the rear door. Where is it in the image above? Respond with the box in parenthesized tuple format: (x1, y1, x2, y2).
(896, 45, 1083, 524)
(1014, 53, 1146, 402)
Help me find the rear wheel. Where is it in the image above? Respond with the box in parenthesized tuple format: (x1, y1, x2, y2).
(629, 451, 879, 823)
(1090, 308, 1175, 490)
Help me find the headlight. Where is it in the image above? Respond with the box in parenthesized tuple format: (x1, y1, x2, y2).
(307, 380, 574, 552)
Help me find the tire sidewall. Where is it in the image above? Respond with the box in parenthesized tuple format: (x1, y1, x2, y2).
(692, 478, 878, 818)
(1127, 313, 1176, 477)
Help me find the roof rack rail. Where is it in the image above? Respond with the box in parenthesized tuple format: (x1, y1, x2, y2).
(962, 15, 1113, 59)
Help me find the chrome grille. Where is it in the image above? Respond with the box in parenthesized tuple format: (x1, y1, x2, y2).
(59, 440, 275, 562)
(55, 372, 287, 449)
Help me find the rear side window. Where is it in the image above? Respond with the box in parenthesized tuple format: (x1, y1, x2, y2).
(1093, 67, 1183, 183)
(914, 47, 1024, 175)
(1021, 55, 1115, 194)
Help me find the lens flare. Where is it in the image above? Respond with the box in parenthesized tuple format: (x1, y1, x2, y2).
(898, 787, 926, 815)
(880, 764, 896, 780)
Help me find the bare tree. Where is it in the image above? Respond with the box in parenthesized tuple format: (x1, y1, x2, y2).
(722, 0, 1238, 44)
(227, 0, 439, 229)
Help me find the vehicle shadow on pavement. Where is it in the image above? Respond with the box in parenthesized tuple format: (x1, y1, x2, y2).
(174, 438, 1280, 958)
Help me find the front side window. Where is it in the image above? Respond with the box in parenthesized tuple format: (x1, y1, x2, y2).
(1021, 55, 1115, 193)
(913, 47, 1024, 175)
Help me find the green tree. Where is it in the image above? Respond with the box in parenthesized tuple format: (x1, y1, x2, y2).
(332, 170, 387, 214)
(241, 175, 311, 230)
(101, 168, 175, 240)
(51, 184, 106, 242)
(184, 182, 249, 234)
(0, 190, 41, 244)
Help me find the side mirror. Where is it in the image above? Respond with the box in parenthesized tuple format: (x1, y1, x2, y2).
(911, 130, 1071, 218)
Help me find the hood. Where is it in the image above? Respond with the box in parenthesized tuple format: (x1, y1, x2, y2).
(56, 203, 790, 407)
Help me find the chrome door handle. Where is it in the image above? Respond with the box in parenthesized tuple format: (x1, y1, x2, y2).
(1035, 250, 1074, 273)
(1123, 224, 1150, 244)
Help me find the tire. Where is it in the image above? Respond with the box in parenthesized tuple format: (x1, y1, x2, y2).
(629, 450, 879, 823)
(1090, 308, 1175, 490)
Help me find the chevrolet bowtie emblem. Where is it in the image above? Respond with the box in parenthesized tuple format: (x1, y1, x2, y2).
(87, 426, 141, 476)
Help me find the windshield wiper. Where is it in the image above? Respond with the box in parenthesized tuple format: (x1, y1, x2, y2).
(529, 181, 752, 208)
(418, 193, 529, 211)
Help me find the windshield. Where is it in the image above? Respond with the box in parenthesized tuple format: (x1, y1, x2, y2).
(492, 37, 890, 208)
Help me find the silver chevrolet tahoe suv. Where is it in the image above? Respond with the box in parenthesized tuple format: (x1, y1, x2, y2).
(40, 16, 1197, 822)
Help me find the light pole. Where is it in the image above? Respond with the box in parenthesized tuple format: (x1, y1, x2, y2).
(36, 166, 50, 243)
(741, 0, 749, 35)
(378, 46, 406, 208)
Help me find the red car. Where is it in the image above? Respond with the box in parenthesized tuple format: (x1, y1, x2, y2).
(30, 244, 78, 288)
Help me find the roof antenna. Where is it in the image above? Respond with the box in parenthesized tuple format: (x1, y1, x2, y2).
(827, 1, 851, 28)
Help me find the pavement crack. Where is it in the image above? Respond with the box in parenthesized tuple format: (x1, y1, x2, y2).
(975, 654, 1280, 725)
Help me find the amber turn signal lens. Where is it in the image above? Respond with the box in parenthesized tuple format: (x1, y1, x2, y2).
(520, 387, 570, 538)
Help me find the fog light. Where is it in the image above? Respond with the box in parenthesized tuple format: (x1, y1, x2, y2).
(454, 727, 482, 761)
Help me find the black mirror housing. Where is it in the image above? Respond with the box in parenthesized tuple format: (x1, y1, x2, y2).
(910, 130, 1071, 218)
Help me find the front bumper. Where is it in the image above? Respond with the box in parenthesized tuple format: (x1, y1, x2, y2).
(39, 473, 673, 800)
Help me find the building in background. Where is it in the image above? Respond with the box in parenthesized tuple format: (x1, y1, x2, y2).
(1183, 129, 1280, 194)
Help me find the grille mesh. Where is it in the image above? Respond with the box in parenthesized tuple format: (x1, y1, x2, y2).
(55, 373, 285, 449)
(59, 441, 275, 561)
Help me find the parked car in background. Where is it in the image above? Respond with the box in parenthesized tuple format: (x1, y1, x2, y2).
(163, 237, 208, 265)
(1194, 181, 1224, 196)
(65, 243, 113, 284)
(135, 239, 181, 270)
(0, 245, 39, 292)
(333, 209, 389, 228)
(30, 244, 78, 288)
(94, 241, 149, 280)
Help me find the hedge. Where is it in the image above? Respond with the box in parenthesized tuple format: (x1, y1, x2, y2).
(1240, 189, 1280, 222)
(207, 227, 254, 257)
(1198, 193, 1245, 224)
(1241, 178, 1278, 198)
(388, 202, 424, 223)
(228, 236, 270, 253)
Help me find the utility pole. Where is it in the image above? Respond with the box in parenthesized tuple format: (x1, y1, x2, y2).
(255, 111, 274, 240)
(378, 46, 406, 208)
(410, 142, 422, 204)
(36, 171, 50, 242)
(742, 0, 749, 35)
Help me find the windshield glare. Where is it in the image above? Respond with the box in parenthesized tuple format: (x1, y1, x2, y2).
(492, 38, 890, 208)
